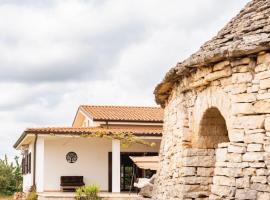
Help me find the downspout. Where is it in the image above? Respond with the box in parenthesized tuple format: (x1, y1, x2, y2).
(32, 134, 38, 191)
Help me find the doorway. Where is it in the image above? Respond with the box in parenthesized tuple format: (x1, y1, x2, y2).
(108, 152, 158, 192)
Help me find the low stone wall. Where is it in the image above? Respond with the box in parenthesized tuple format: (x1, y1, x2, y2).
(179, 149, 215, 199)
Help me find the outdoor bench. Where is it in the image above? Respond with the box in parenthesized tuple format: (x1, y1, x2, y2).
(60, 176, 85, 192)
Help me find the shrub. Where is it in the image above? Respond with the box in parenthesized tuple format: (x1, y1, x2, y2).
(26, 192, 37, 200)
(0, 155, 22, 196)
(75, 186, 84, 200)
(75, 185, 101, 200)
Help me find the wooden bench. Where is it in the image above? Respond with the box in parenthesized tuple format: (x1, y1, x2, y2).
(60, 176, 85, 192)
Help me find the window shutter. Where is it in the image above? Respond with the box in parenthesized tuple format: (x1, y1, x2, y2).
(28, 153, 31, 173)
(22, 158, 25, 174)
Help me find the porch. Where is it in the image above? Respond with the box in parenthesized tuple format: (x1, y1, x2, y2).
(38, 192, 139, 200)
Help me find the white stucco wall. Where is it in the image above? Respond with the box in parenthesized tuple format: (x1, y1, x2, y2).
(23, 143, 34, 192)
(44, 137, 112, 191)
(35, 136, 160, 192)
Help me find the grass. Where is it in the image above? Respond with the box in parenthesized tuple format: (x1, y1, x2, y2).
(0, 195, 13, 200)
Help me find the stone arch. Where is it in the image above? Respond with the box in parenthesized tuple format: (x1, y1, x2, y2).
(196, 107, 229, 148)
(192, 87, 232, 148)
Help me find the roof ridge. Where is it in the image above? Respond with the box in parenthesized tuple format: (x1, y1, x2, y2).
(80, 105, 162, 109)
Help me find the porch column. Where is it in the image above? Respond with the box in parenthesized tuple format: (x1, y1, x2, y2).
(112, 139, 121, 193)
(36, 137, 44, 192)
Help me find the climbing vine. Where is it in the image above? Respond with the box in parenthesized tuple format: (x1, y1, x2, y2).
(81, 131, 156, 148)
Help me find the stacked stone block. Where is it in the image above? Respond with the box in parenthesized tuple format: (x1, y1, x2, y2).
(152, 52, 270, 200)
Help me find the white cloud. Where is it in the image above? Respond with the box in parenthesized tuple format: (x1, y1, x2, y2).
(0, 0, 250, 158)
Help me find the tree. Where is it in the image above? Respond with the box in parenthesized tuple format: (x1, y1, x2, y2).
(0, 155, 22, 195)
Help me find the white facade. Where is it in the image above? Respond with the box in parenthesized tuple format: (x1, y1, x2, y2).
(23, 135, 160, 192)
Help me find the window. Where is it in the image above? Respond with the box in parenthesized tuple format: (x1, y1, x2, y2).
(22, 153, 31, 175)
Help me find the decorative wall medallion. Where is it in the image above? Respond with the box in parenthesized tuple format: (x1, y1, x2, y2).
(66, 152, 78, 163)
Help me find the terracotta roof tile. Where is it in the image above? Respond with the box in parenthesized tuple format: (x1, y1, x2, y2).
(24, 126, 162, 136)
(80, 105, 164, 122)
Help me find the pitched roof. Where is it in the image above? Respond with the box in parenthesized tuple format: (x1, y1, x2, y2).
(155, 0, 270, 106)
(24, 126, 162, 135)
(80, 105, 164, 122)
(14, 126, 162, 148)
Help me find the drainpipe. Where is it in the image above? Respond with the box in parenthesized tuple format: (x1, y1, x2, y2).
(32, 134, 38, 191)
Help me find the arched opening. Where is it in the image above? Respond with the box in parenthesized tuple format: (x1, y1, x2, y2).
(196, 107, 229, 149)
(182, 107, 230, 199)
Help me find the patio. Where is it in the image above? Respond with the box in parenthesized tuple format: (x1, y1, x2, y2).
(38, 192, 139, 200)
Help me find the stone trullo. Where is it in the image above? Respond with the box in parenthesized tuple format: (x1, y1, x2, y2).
(152, 0, 270, 199)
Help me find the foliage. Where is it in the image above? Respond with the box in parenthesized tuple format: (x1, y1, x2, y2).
(81, 131, 156, 148)
(0, 155, 22, 196)
(26, 192, 37, 200)
(75, 185, 101, 200)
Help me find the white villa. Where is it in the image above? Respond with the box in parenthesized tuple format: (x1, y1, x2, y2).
(13, 105, 163, 194)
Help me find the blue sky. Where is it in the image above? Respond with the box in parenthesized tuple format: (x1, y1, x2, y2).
(0, 0, 250, 158)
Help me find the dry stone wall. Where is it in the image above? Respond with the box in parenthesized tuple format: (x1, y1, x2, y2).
(152, 52, 270, 200)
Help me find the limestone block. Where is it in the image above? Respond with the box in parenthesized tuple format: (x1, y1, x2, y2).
(249, 162, 266, 168)
(213, 61, 230, 71)
(226, 153, 242, 163)
(243, 168, 256, 176)
(251, 183, 270, 192)
(193, 67, 212, 81)
(247, 144, 263, 152)
(233, 115, 265, 129)
(229, 129, 245, 142)
(190, 78, 209, 88)
(232, 72, 253, 84)
(179, 176, 212, 185)
(215, 148, 227, 162)
(236, 176, 250, 188)
(255, 63, 269, 73)
(228, 144, 246, 154)
(247, 84, 260, 93)
(231, 93, 256, 103)
(245, 129, 265, 134)
(197, 167, 214, 177)
(179, 167, 196, 176)
(230, 83, 247, 94)
(213, 176, 235, 186)
(215, 167, 242, 177)
(235, 189, 257, 199)
(253, 100, 270, 113)
(257, 192, 270, 200)
(256, 169, 269, 176)
(205, 67, 232, 82)
(257, 92, 270, 100)
(251, 176, 267, 184)
(231, 57, 251, 67)
(265, 117, 270, 131)
(217, 142, 229, 148)
(182, 156, 215, 167)
(227, 162, 249, 168)
(257, 53, 270, 64)
(182, 148, 215, 157)
(256, 70, 270, 80)
(211, 185, 236, 197)
(244, 133, 265, 144)
(231, 103, 254, 115)
(260, 78, 270, 89)
(232, 65, 250, 73)
(243, 152, 264, 162)
(220, 77, 232, 86)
